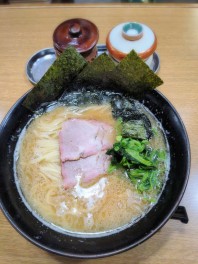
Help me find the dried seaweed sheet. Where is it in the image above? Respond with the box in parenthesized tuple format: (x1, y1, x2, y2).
(23, 47, 87, 111)
(108, 50, 163, 95)
(23, 47, 163, 112)
(76, 53, 115, 86)
(122, 120, 151, 140)
(111, 96, 152, 139)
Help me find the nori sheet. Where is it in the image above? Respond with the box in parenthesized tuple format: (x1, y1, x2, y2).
(76, 53, 115, 86)
(108, 50, 163, 95)
(122, 120, 152, 140)
(23, 48, 164, 112)
(23, 46, 87, 111)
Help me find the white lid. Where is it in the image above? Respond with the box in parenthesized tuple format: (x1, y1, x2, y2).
(106, 22, 157, 61)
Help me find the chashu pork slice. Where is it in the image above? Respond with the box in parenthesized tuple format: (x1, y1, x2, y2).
(61, 151, 111, 189)
(59, 119, 114, 162)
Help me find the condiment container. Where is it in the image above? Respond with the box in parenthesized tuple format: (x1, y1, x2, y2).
(106, 22, 157, 67)
(53, 18, 99, 62)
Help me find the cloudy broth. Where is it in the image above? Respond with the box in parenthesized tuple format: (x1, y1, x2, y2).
(15, 91, 169, 234)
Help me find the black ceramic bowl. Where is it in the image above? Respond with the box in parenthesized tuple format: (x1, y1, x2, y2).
(0, 88, 190, 258)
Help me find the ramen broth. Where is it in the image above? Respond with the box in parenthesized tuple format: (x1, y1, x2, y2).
(15, 93, 169, 233)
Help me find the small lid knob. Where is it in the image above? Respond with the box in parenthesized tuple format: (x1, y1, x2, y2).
(69, 23, 81, 37)
(122, 22, 143, 41)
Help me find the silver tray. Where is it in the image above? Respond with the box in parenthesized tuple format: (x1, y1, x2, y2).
(26, 44, 160, 85)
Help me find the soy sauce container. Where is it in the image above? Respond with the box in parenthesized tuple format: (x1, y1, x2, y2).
(53, 18, 99, 62)
(106, 22, 157, 68)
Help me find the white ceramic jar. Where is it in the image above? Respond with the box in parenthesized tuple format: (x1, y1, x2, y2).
(106, 22, 157, 68)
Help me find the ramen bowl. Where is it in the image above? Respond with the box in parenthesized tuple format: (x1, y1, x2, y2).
(0, 87, 190, 258)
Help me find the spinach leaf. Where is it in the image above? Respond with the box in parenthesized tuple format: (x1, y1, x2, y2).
(107, 136, 166, 196)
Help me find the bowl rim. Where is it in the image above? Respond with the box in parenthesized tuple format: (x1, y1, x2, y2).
(0, 88, 191, 259)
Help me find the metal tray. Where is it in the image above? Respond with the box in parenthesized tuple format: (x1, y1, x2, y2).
(26, 44, 160, 85)
(26, 48, 56, 85)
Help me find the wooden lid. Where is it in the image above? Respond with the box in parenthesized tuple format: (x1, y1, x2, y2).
(53, 18, 99, 54)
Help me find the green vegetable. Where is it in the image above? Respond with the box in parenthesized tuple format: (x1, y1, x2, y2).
(115, 117, 123, 136)
(107, 136, 154, 168)
(151, 127, 158, 136)
(106, 136, 166, 196)
(23, 47, 87, 111)
(128, 169, 162, 193)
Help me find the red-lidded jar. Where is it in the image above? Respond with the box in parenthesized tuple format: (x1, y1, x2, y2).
(53, 18, 99, 62)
